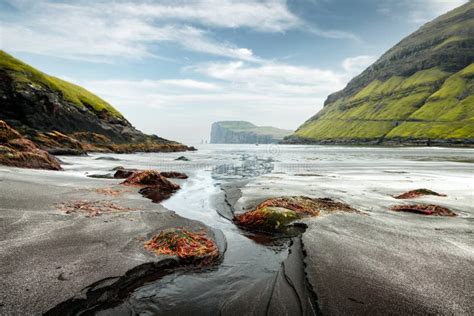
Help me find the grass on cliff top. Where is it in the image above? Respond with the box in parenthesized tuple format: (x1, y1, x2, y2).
(217, 121, 256, 130)
(0, 51, 124, 118)
(218, 121, 292, 138)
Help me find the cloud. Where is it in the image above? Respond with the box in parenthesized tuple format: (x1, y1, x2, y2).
(1, 0, 358, 62)
(377, 0, 469, 24)
(342, 55, 377, 75)
(191, 60, 346, 95)
(114, 0, 301, 32)
(69, 56, 368, 143)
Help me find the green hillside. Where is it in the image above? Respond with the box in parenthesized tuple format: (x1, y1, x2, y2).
(290, 2, 474, 146)
(0, 50, 123, 118)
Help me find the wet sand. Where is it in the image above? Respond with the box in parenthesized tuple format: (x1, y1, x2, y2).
(0, 166, 220, 315)
(232, 155, 474, 314)
(1, 145, 473, 315)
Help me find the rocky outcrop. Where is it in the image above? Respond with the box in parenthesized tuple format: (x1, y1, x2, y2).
(288, 2, 474, 146)
(211, 121, 292, 144)
(0, 120, 61, 170)
(0, 51, 192, 155)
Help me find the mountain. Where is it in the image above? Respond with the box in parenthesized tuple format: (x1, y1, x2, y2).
(210, 121, 292, 144)
(286, 2, 474, 146)
(0, 51, 192, 155)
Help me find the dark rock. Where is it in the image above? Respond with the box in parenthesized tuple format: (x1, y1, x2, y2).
(113, 169, 136, 179)
(175, 156, 190, 161)
(87, 173, 114, 179)
(121, 170, 180, 203)
(95, 156, 120, 161)
(160, 171, 188, 179)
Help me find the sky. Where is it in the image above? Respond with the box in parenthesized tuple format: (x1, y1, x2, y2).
(0, 0, 468, 144)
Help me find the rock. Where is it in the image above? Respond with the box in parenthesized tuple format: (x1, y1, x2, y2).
(390, 204, 457, 216)
(235, 196, 355, 232)
(394, 189, 446, 199)
(138, 186, 176, 203)
(113, 168, 136, 179)
(0, 120, 62, 170)
(122, 170, 180, 203)
(95, 156, 120, 161)
(121, 170, 180, 189)
(175, 156, 190, 161)
(87, 173, 114, 179)
(160, 171, 188, 179)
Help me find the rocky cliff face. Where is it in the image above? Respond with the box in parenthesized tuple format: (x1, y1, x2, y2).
(0, 51, 192, 154)
(287, 2, 474, 146)
(210, 121, 292, 144)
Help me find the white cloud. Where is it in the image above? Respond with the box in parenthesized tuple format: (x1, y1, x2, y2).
(68, 56, 369, 143)
(114, 0, 301, 32)
(1, 0, 358, 62)
(191, 60, 345, 94)
(342, 55, 377, 75)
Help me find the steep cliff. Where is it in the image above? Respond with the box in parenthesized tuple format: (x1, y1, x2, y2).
(0, 51, 192, 154)
(287, 2, 474, 146)
(210, 121, 292, 144)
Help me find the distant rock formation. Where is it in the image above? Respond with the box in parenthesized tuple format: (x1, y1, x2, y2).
(210, 121, 292, 144)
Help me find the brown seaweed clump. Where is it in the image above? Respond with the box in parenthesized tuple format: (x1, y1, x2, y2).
(394, 189, 446, 199)
(144, 228, 218, 263)
(58, 200, 135, 217)
(390, 204, 456, 216)
(235, 196, 356, 232)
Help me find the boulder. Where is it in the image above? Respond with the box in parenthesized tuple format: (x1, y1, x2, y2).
(121, 170, 180, 203)
(235, 196, 355, 232)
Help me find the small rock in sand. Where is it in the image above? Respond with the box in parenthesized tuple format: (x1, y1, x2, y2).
(390, 204, 456, 216)
(394, 189, 446, 199)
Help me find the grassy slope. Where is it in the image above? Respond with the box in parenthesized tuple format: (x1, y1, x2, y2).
(294, 2, 474, 143)
(295, 65, 473, 140)
(0, 51, 123, 118)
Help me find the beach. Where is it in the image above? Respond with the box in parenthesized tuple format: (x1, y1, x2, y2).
(1, 145, 473, 314)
